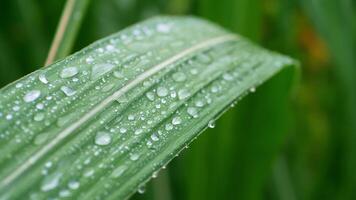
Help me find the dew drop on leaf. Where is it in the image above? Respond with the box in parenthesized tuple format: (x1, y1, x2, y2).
(41, 172, 62, 192)
(39, 74, 48, 84)
(172, 116, 182, 125)
(95, 131, 112, 146)
(208, 120, 216, 128)
(60, 86, 76, 96)
(172, 72, 186, 82)
(111, 165, 127, 178)
(187, 107, 198, 118)
(24, 90, 41, 102)
(177, 89, 190, 100)
(60, 67, 79, 78)
(91, 63, 115, 80)
(156, 87, 168, 97)
(146, 92, 155, 101)
(68, 180, 80, 190)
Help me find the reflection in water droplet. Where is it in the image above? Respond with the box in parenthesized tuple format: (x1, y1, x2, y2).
(60, 67, 78, 78)
(24, 90, 41, 102)
(95, 131, 112, 146)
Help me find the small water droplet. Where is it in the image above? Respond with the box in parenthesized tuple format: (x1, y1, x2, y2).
(24, 90, 41, 102)
(6, 114, 13, 120)
(102, 83, 114, 92)
(172, 72, 186, 82)
(223, 73, 233, 81)
(34, 132, 49, 145)
(41, 172, 62, 192)
(60, 67, 78, 78)
(156, 23, 171, 33)
(95, 131, 112, 146)
(113, 71, 124, 78)
(156, 87, 168, 97)
(195, 100, 205, 107)
(187, 107, 198, 118)
(178, 89, 190, 100)
(134, 128, 143, 135)
(36, 103, 44, 110)
(130, 153, 140, 161)
(172, 116, 182, 125)
(39, 74, 48, 84)
(68, 180, 80, 190)
(120, 127, 127, 133)
(111, 165, 127, 178)
(86, 56, 94, 64)
(250, 87, 256, 93)
(151, 133, 159, 141)
(208, 120, 215, 128)
(34, 113, 45, 121)
(137, 184, 146, 194)
(91, 63, 115, 80)
(12, 105, 20, 111)
(128, 114, 135, 121)
(60, 86, 76, 96)
(59, 190, 71, 197)
(146, 92, 155, 101)
(165, 123, 173, 131)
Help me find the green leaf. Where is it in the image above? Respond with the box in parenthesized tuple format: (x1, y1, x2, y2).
(0, 16, 296, 199)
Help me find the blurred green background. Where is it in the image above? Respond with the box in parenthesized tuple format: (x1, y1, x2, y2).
(0, 0, 355, 199)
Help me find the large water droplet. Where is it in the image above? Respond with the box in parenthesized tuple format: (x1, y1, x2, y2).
(95, 131, 112, 146)
(91, 63, 115, 80)
(60, 67, 78, 78)
(24, 90, 41, 102)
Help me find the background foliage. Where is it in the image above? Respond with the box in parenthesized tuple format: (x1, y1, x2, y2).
(0, 0, 354, 199)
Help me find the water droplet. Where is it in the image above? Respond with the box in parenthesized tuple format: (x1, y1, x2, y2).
(34, 132, 49, 145)
(151, 133, 159, 141)
(137, 184, 146, 194)
(196, 54, 212, 64)
(86, 56, 94, 64)
(165, 123, 173, 131)
(24, 90, 41, 102)
(60, 67, 78, 78)
(59, 190, 71, 197)
(111, 165, 127, 178)
(134, 128, 143, 135)
(172, 116, 182, 125)
(146, 92, 155, 101)
(68, 180, 80, 190)
(6, 114, 13, 120)
(195, 100, 205, 107)
(102, 83, 114, 92)
(250, 87, 256, 93)
(156, 23, 171, 33)
(60, 86, 76, 96)
(34, 113, 45, 121)
(128, 114, 135, 121)
(130, 153, 140, 161)
(91, 63, 115, 80)
(223, 73, 233, 81)
(12, 105, 20, 111)
(39, 74, 48, 84)
(208, 120, 215, 128)
(41, 172, 62, 192)
(172, 72, 186, 82)
(187, 107, 198, 118)
(113, 71, 124, 78)
(178, 89, 190, 100)
(16, 83, 23, 88)
(36, 103, 44, 110)
(95, 131, 112, 146)
(156, 87, 168, 97)
(119, 127, 127, 133)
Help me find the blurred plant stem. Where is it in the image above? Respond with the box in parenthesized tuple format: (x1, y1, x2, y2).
(45, 0, 90, 65)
